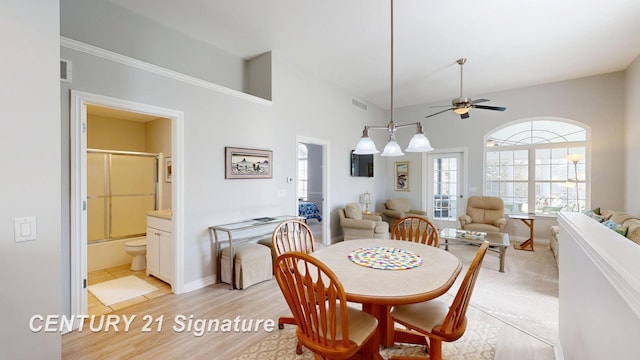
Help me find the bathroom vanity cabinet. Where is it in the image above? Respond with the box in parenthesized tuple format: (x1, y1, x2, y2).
(146, 212, 173, 285)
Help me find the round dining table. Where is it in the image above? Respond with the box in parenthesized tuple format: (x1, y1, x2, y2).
(311, 238, 462, 348)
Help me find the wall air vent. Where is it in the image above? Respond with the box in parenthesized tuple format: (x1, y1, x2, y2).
(60, 59, 72, 83)
(351, 98, 368, 111)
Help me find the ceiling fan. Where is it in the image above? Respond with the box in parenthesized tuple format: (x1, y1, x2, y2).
(425, 58, 506, 119)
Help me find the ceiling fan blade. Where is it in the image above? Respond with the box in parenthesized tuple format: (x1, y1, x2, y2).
(429, 104, 453, 108)
(460, 112, 470, 120)
(425, 108, 453, 118)
(471, 98, 490, 104)
(473, 104, 506, 111)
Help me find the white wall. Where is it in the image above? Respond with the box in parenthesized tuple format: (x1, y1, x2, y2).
(0, 1, 61, 359)
(60, 0, 245, 93)
(625, 55, 640, 214)
(390, 72, 626, 212)
(383, 72, 626, 241)
(59, 3, 388, 314)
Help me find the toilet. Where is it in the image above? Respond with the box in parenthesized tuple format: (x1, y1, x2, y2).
(125, 238, 147, 271)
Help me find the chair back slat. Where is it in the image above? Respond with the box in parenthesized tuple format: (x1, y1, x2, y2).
(436, 241, 488, 340)
(391, 216, 439, 247)
(274, 252, 355, 354)
(273, 220, 315, 256)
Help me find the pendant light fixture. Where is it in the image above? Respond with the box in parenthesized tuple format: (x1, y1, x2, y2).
(354, 0, 434, 156)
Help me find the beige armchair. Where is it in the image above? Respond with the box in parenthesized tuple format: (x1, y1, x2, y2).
(383, 198, 428, 227)
(459, 196, 507, 232)
(339, 203, 389, 240)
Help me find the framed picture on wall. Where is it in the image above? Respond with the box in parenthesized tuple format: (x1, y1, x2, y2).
(165, 157, 172, 183)
(394, 161, 410, 191)
(225, 147, 273, 179)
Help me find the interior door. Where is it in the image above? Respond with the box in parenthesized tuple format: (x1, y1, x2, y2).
(426, 152, 463, 229)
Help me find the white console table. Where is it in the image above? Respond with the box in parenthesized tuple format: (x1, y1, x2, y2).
(209, 216, 303, 289)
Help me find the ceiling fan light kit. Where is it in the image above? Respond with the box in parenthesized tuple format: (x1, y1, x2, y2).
(354, 0, 434, 157)
(425, 58, 507, 119)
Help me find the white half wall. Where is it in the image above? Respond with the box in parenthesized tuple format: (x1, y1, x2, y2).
(558, 212, 640, 359)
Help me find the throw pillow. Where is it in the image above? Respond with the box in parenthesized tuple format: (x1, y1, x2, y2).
(344, 203, 362, 220)
(601, 209, 615, 220)
(603, 220, 618, 229)
(583, 209, 605, 222)
(626, 221, 640, 244)
(614, 226, 629, 236)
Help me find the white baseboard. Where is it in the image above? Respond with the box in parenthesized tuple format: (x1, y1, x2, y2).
(181, 274, 217, 293)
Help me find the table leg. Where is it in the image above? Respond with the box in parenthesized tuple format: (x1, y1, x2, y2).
(513, 218, 535, 251)
(444, 238, 449, 251)
(499, 247, 506, 273)
(362, 304, 394, 347)
(362, 303, 429, 349)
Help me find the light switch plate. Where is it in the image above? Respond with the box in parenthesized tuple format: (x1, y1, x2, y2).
(14, 216, 37, 242)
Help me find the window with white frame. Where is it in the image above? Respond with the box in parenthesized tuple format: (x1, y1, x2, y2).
(297, 144, 308, 200)
(485, 119, 588, 214)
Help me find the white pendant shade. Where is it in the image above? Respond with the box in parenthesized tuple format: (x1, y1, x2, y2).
(405, 133, 434, 152)
(354, 136, 379, 154)
(352, 0, 434, 157)
(381, 140, 404, 157)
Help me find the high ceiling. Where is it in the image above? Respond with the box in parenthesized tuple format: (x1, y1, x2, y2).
(109, 0, 640, 109)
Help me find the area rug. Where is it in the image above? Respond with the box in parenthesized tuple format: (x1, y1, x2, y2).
(88, 275, 158, 306)
(446, 242, 559, 344)
(232, 318, 499, 360)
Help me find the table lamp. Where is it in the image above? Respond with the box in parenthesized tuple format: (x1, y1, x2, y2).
(360, 192, 372, 214)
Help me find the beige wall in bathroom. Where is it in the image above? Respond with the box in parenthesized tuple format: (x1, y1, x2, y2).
(145, 117, 172, 209)
(88, 115, 146, 151)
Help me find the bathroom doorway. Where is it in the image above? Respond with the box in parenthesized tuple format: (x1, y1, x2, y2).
(70, 90, 185, 324)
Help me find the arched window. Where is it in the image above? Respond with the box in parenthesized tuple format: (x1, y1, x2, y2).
(485, 118, 589, 214)
(297, 144, 308, 200)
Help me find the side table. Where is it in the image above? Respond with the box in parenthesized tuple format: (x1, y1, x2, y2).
(510, 214, 535, 251)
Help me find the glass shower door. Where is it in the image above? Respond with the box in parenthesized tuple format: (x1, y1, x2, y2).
(110, 154, 156, 238)
(86, 151, 157, 242)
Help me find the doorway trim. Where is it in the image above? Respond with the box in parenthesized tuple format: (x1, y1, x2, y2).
(296, 136, 330, 245)
(70, 90, 185, 322)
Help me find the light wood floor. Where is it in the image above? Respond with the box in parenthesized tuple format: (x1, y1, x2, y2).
(63, 276, 556, 359)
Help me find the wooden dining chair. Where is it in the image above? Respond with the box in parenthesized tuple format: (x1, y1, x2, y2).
(390, 216, 439, 247)
(274, 252, 379, 360)
(272, 219, 315, 257)
(272, 220, 316, 354)
(389, 241, 489, 360)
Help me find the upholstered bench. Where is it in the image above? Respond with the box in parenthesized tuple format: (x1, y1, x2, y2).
(220, 243, 272, 289)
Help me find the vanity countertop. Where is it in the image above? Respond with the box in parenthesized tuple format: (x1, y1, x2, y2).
(147, 209, 172, 220)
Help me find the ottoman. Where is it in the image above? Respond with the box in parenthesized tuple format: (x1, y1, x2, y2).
(257, 236, 277, 265)
(221, 243, 272, 289)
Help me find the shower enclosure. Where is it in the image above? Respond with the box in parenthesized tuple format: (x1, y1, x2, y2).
(87, 149, 158, 243)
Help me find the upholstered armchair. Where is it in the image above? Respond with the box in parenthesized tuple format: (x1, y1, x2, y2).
(339, 203, 389, 240)
(383, 198, 428, 227)
(459, 196, 507, 232)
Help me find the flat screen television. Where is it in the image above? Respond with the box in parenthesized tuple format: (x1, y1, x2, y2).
(350, 150, 374, 177)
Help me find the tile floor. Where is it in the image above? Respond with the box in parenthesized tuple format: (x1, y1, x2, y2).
(87, 264, 172, 316)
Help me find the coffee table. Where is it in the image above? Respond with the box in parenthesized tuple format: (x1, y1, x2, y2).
(439, 228, 510, 272)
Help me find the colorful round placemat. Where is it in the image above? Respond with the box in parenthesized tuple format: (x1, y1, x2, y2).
(348, 246, 423, 270)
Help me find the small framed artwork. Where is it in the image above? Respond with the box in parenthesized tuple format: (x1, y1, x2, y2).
(225, 147, 273, 179)
(165, 157, 172, 183)
(394, 161, 410, 191)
